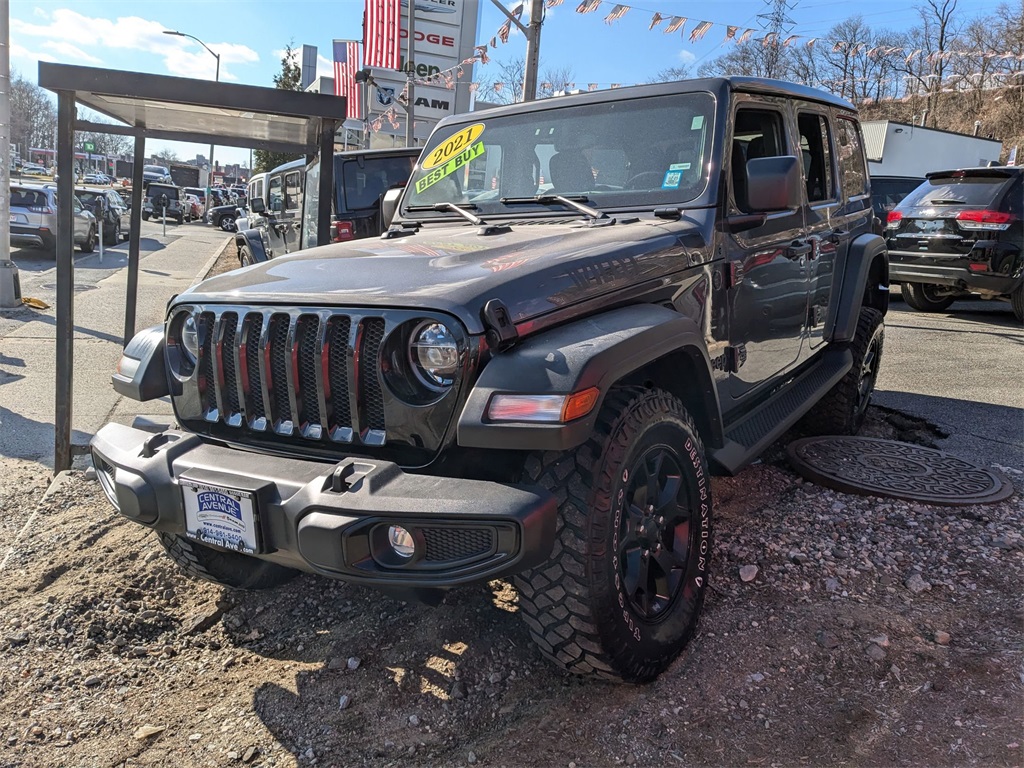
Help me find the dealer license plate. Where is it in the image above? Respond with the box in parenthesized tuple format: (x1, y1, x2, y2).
(181, 481, 260, 554)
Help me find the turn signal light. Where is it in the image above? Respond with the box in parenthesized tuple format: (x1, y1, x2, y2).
(562, 387, 600, 422)
(955, 210, 1014, 231)
(332, 220, 354, 242)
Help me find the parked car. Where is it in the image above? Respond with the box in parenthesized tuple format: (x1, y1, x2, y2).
(9, 183, 96, 253)
(886, 167, 1023, 319)
(237, 147, 419, 264)
(95, 77, 889, 684)
(76, 186, 130, 245)
(18, 163, 49, 176)
(183, 193, 203, 221)
(83, 173, 111, 185)
(184, 187, 207, 207)
(142, 165, 172, 187)
(142, 183, 185, 224)
(208, 202, 241, 231)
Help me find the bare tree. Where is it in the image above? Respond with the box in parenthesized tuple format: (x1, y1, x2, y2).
(647, 64, 692, 84)
(698, 40, 793, 79)
(10, 72, 56, 159)
(476, 58, 576, 103)
(153, 148, 180, 164)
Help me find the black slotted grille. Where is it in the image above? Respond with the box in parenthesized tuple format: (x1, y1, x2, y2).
(360, 318, 386, 431)
(326, 316, 352, 431)
(243, 313, 265, 423)
(422, 528, 494, 562)
(268, 314, 292, 425)
(198, 312, 216, 415)
(296, 315, 321, 426)
(220, 312, 240, 417)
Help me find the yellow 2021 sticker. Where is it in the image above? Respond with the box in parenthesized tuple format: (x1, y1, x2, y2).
(421, 123, 485, 170)
(415, 141, 486, 195)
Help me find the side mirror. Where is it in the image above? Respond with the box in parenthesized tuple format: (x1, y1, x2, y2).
(746, 156, 801, 212)
(249, 197, 265, 214)
(381, 186, 404, 227)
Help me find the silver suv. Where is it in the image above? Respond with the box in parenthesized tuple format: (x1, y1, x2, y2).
(9, 184, 97, 254)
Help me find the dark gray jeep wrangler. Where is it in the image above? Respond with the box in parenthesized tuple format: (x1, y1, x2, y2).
(92, 77, 888, 683)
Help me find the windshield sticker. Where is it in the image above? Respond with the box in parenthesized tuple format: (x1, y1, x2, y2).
(415, 141, 486, 194)
(421, 123, 485, 170)
(691, 115, 704, 130)
(662, 169, 683, 189)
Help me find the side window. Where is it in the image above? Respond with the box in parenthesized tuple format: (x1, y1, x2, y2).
(268, 176, 284, 212)
(835, 118, 869, 200)
(284, 171, 302, 212)
(797, 112, 835, 203)
(731, 108, 786, 212)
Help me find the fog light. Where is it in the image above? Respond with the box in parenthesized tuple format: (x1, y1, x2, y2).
(388, 525, 416, 558)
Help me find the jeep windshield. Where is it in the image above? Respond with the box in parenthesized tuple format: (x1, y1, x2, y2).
(402, 92, 715, 217)
(337, 154, 417, 212)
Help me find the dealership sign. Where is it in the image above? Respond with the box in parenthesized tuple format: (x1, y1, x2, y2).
(367, 0, 480, 136)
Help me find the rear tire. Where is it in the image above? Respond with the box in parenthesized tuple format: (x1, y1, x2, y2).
(901, 282, 955, 312)
(239, 244, 255, 267)
(155, 532, 299, 590)
(219, 214, 236, 232)
(800, 307, 884, 435)
(1011, 284, 1023, 323)
(514, 387, 712, 683)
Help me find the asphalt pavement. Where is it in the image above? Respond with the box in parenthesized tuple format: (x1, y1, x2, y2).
(0, 220, 231, 466)
(874, 294, 1023, 473)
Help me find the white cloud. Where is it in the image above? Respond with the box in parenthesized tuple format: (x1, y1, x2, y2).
(10, 43, 57, 64)
(678, 50, 697, 65)
(317, 54, 334, 79)
(12, 10, 258, 81)
(41, 41, 102, 65)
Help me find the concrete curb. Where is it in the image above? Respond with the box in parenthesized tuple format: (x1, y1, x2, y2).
(192, 236, 234, 286)
(0, 470, 77, 573)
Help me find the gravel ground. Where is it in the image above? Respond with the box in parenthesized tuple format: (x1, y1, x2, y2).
(0, 407, 1021, 768)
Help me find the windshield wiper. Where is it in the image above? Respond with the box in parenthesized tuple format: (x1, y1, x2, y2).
(500, 194, 607, 222)
(406, 202, 485, 226)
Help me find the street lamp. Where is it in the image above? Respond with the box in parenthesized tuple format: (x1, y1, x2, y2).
(164, 30, 220, 217)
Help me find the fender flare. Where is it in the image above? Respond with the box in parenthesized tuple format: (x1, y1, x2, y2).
(235, 228, 269, 264)
(457, 304, 722, 452)
(827, 232, 888, 344)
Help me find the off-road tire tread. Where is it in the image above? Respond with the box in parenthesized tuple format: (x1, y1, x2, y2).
(514, 386, 705, 683)
(901, 282, 955, 312)
(155, 531, 298, 590)
(800, 307, 884, 435)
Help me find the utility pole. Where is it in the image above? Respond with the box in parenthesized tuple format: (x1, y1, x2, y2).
(489, 0, 544, 101)
(0, 0, 11, 269)
(405, 3, 415, 147)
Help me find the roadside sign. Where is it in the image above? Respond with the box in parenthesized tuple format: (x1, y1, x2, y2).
(82, 141, 96, 152)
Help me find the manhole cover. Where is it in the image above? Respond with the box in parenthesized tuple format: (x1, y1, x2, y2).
(787, 436, 1013, 506)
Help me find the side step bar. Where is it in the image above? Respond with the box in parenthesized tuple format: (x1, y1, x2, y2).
(709, 348, 853, 476)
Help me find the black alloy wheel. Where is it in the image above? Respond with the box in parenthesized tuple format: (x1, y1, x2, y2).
(855, 323, 883, 418)
(618, 446, 692, 620)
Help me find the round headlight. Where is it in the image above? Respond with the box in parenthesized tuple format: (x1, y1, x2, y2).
(410, 322, 459, 389)
(180, 314, 200, 364)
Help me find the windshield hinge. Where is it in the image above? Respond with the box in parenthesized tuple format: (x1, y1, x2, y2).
(481, 299, 518, 353)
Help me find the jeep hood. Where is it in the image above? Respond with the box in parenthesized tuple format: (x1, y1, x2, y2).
(179, 218, 709, 334)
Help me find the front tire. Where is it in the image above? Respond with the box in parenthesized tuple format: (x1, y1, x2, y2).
(155, 532, 299, 590)
(79, 227, 96, 253)
(514, 387, 712, 683)
(219, 214, 236, 232)
(800, 307, 884, 435)
(239, 244, 255, 267)
(901, 282, 955, 312)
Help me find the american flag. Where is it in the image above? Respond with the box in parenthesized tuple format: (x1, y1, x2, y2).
(363, 0, 401, 70)
(333, 40, 361, 120)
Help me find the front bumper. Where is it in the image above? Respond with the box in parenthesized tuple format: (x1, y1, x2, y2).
(888, 250, 1021, 297)
(90, 423, 557, 590)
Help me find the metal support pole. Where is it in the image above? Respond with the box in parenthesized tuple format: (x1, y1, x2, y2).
(523, 0, 544, 102)
(124, 135, 145, 346)
(162, 206, 167, 237)
(97, 219, 103, 263)
(54, 91, 76, 474)
(405, 3, 415, 147)
(317, 119, 336, 248)
(0, 0, 11, 269)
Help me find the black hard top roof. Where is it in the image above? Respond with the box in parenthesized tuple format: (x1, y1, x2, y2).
(926, 167, 1021, 179)
(434, 76, 856, 132)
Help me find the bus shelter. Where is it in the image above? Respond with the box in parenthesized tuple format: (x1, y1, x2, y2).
(38, 63, 349, 472)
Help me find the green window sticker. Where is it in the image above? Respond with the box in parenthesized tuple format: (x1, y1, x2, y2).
(414, 141, 486, 194)
(691, 116, 704, 130)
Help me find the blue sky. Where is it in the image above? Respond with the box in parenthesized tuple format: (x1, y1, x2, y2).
(10, 0, 1009, 166)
